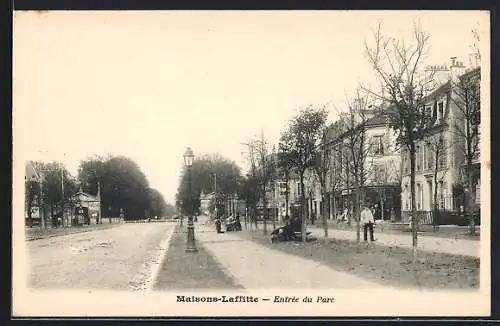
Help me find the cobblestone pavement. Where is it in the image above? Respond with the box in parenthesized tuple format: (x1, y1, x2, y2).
(26, 223, 175, 291)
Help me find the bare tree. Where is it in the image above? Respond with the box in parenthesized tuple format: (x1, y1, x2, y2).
(327, 138, 344, 223)
(242, 140, 259, 230)
(364, 22, 434, 254)
(254, 131, 275, 235)
(470, 27, 481, 61)
(282, 106, 328, 242)
(277, 136, 295, 222)
(371, 156, 401, 223)
(424, 130, 450, 231)
(334, 89, 373, 242)
(450, 67, 481, 235)
(312, 126, 333, 241)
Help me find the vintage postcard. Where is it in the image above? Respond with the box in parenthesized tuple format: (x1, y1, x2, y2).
(12, 10, 490, 317)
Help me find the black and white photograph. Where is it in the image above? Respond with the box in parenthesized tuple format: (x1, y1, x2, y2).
(12, 10, 490, 317)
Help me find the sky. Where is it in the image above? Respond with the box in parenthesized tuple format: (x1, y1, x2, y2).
(13, 10, 488, 204)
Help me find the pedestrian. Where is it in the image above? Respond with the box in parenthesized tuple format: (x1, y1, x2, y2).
(235, 213, 242, 231)
(360, 205, 375, 242)
(215, 216, 224, 233)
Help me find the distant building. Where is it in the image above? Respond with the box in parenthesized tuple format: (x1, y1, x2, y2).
(69, 186, 101, 225)
(199, 191, 213, 215)
(268, 158, 302, 221)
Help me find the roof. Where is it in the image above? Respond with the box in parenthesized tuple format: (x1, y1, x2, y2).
(459, 67, 480, 81)
(325, 112, 389, 146)
(25, 161, 41, 181)
(71, 191, 99, 200)
(364, 114, 387, 127)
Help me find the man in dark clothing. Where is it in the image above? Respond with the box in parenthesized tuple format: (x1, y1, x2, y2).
(215, 216, 224, 233)
(271, 216, 302, 242)
(235, 213, 242, 231)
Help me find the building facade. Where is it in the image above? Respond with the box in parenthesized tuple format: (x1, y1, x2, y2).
(320, 114, 402, 221)
(400, 62, 481, 222)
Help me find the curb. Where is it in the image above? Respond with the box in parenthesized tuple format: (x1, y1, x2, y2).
(25, 224, 120, 241)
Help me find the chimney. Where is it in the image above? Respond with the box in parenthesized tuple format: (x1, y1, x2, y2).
(425, 63, 450, 85)
(450, 56, 466, 81)
(450, 57, 457, 67)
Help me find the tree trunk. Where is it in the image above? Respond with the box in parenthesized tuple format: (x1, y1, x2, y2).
(380, 194, 385, 221)
(263, 184, 267, 236)
(355, 187, 361, 242)
(253, 205, 258, 230)
(467, 169, 476, 235)
(409, 144, 418, 256)
(433, 174, 439, 232)
(322, 193, 328, 241)
(272, 203, 276, 230)
(300, 173, 307, 242)
(332, 194, 337, 223)
(285, 185, 290, 220)
(50, 204, 54, 229)
(27, 199, 33, 228)
(346, 164, 351, 227)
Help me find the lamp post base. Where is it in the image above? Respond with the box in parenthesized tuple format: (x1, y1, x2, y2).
(185, 223, 198, 253)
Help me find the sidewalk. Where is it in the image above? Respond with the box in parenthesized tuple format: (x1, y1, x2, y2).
(25, 222, 121, 241)
(307, 226, 480, 258)
(195, 224, 384, 289)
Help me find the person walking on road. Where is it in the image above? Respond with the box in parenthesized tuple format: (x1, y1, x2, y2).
(215, 216, 224, 233)
(361, 205, 375, 242)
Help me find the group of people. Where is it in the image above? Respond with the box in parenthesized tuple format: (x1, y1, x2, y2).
(213, 205, 377, 243)
(214, 213, 242, 233)
(270, 216, 305, 242)
(270, 204, 377, 243)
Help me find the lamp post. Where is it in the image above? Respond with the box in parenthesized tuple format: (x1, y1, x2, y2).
(184, 147, 198, 253)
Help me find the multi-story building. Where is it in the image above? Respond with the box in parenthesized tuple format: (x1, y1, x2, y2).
(400, 58, 481, 222)
(319, 113, 402, 221)
(268, 167, 302, 221)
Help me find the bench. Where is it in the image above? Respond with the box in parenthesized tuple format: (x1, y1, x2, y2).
(293, 231, 312, 237)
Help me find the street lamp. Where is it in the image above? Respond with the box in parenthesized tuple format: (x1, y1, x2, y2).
(183, 147, 198, 253)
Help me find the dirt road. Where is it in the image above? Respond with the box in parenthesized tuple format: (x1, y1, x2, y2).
(27, 223, 175, 291)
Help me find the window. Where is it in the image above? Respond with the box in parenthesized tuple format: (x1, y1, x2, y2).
(402, 152, 410, 174)
(373, 164, 385, 183)
(404, 185, 410, 210)
(296, 182, 301, 197)
(425, 105, 433, 124)
(438, 139, 447, 168)
(416, 145, 422, 171)
(426, 106, 432, 118)
(416, 183, 422, 210)
(438, 101, 444, 121)
(279, 182, 287, 196)
(423, 143, 429, 170)
(371, 135, 385, 155)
